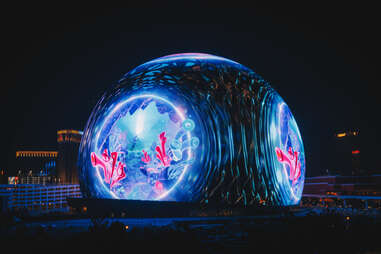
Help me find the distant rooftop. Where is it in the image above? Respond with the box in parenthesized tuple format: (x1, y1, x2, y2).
(16, 151, 58, 158)
(57, 129, 83, 135)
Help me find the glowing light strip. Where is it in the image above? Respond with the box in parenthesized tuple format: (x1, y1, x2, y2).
(57, 129, 83, 135)
(94, 94, 191, 200)
(16, 151, 58, 158)
(143, 53, 241, 66)
(337, 133, 346, 138)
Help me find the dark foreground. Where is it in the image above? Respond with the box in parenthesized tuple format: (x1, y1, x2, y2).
(1, 208, 381, 254)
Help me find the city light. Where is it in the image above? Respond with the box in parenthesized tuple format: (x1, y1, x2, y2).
(57, 129, 84, 135)
(352, 150, 360, 155)
(16, 151, 58, 158)
(336, 131, 359, 138)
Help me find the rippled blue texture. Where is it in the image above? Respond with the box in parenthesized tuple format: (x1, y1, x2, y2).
(78, 53, 305, 205)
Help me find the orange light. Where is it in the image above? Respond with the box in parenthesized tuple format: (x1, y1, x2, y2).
(125, 225, 129, 230)
(337, 133, 346, 138)
(57, 129, 83, 135)
(16, 151, 58, 158)
(346, 216, 350, 220)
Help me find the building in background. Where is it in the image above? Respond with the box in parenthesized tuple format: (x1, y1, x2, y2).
(301, 130, 381, 209)
(0, 129, 84, 213)
(0, 169, 7, 184)
(15, 150, 57, 175)
(303, 175, 381, 196)
(333, 130, 362, 176)
(15, 151, 58, 184)
(56, 129, 83, 184)
(302, 175, 381, 209)
(0, 184, 81, 212)
(11, 129, 82, 185)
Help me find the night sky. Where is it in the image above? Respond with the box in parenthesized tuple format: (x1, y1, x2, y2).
(1, 3, 380, 176)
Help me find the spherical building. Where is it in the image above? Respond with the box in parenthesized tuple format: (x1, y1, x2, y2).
(78, 53, 305, 206)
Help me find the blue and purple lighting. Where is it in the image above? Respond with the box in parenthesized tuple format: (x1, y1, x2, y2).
(79, 53, 305, 206)
(89, 94, 198, 201)
(267, 94, 305, 204)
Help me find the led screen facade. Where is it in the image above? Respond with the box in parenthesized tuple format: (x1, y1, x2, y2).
(78, 53, 305, 206)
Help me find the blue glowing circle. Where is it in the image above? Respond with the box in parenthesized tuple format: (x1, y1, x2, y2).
(182, 119, 195, 131)
(190, 137, 200, 148)
(265, 92, 305, 205)
(90, 94, 198, 201)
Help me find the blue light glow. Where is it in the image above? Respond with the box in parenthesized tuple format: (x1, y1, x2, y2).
(265, 95, 305, 204)
(79, 53, 305, 206)
(90, 94, 197, 201)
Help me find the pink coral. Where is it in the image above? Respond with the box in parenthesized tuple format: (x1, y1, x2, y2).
(275, 146, 301, 185)
(142, 132, 171, 167)
(154, 180, 164, 193)
(155, 132, 171, 167)
(91, 149, 126, 188)
(141, 150, 151, 163)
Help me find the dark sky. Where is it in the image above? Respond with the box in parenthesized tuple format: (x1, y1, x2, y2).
(1, 3, 380, 176)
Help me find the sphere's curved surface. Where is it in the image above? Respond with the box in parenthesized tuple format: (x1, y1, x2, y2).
(79, 53, 305, 206)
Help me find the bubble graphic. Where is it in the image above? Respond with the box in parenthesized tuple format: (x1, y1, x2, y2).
(182, 119, 195, 131)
